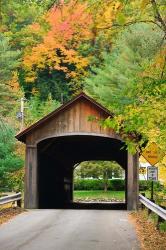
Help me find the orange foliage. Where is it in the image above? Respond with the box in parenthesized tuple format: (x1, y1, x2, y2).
(23, 0, 92, 82)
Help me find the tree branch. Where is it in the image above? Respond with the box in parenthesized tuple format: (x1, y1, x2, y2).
(96, 19, 163, 31)
(150, 0, 166, 35)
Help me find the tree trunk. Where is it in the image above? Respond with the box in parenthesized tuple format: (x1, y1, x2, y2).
(103, 170, 108, 192)
(104, 181, 108, 192)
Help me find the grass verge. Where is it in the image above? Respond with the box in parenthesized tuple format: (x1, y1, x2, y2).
(74, 190, 125, 201)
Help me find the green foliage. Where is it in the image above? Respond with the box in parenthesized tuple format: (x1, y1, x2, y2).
(74, 179, 163, 192)
(1, 0, 49, 36)
(6, 168, 24, 192)
(74, 179, 104, 191)
(74, 179, 125, 191)
(0, 34, 20, 116)
(139, 180, 163, 191)
(159, 221, 166, 232)
(75, 161, 124, 191)
(86, 23, 163, 112)
(20, 69, 72, 102)
(85, 23, 166, 152)
(25, 93, 60, 125)
(110, 179, 125, 191)
(75, 161, 123, 179)
(0, 122, 23, 189)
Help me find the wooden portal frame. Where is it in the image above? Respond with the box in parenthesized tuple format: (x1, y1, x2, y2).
(16, 92, 139, 210)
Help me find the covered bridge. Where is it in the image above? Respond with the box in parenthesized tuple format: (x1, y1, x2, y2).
(16, 92, 139, 210)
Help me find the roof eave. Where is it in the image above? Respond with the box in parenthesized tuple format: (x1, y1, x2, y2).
(16, 92, 113, 143)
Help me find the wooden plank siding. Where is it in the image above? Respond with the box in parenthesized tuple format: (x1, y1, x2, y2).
(24, 98, 120, 146)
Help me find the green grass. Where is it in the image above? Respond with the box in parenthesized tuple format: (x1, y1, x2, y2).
(74, 190, 125, 201)
(159, 221, 166, 232)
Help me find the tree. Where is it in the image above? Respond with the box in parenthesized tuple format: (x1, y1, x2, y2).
(6, 168, 24, 192)
(25, 93, 60, 126)
(75, 161, 123, 192)
(93, 0, 166, 37)
(87, 0, 123, 46)
(0, 34, 20, 117)
(85, 23, 166, 152)
(22, 0, 92, 100)
(0, 122, 23, 190)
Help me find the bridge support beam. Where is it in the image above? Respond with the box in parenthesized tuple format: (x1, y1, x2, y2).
(24, 145, 38, 209)
(127, 152, 139, 210)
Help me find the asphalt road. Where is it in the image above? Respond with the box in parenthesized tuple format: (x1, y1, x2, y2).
(0, 210, 140, 250)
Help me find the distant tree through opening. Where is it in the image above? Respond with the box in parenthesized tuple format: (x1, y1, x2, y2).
(73, 161, 126, 205)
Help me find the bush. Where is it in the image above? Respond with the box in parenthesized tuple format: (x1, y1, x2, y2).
(74, 179, 125, 191)
(139, 180, 163, 191)
(110, 179, 125, 191)
(74, 179, 163, 191)
(6, 168, 24, 192)
(159, 221, 166, 232)
(74, 179, 104, 190)
(0, 123, 23, 189)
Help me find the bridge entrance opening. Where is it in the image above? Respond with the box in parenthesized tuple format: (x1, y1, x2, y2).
(37, 135, 127, 209)
(73, 160, 126, 209)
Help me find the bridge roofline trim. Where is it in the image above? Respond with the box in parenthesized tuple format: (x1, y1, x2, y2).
(34, 132, 123, 146)
(16, 92, 114, 143)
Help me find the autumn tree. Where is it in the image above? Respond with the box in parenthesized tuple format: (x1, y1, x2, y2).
(0, 35, 21, 117)
(21, 0, 92, 101)
(0, 122, 23, 190)
(85, 23, 166, 152)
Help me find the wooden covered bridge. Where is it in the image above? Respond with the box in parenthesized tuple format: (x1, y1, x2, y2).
(16, 92, 139, 210)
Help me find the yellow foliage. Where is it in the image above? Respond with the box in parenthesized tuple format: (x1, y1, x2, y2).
(157, 155, 166, 187)
(88, 0, 123, 34)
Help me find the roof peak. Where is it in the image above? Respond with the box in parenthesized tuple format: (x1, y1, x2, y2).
(16, 92, 113, 143)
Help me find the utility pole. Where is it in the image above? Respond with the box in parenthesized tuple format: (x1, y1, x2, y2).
(20, 97, 24, 131)
(16, 97, 26, 131)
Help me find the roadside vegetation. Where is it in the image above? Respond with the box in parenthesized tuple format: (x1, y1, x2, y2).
(130, 210, 166, 249)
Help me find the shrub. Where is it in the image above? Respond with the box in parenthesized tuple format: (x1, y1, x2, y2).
(110, 179, 125, 191)
(159, 221, 166, 232)
(139, 180, 163, 191)
(6, 168, 25, 192)
(74, 178, 125, 191)
(74, 179, 104, 190)
(74, 179, 163, 191)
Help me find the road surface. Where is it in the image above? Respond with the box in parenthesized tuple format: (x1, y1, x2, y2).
(0, 210, 140, 250)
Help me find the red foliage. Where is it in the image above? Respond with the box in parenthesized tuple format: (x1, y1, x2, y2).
(23, 0, 92, 82)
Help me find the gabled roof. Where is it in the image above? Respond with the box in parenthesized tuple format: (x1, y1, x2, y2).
(16, 92, 113, 143)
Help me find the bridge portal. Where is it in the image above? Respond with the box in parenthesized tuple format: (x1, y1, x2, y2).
(16, 93, 139, 210)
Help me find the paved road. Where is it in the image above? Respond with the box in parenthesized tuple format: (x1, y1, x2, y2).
(0, 210, 140, 250)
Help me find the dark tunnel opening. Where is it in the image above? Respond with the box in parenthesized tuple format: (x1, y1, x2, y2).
(37, 135, 128, 209)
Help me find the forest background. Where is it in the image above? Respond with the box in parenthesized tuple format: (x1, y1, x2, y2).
(0, 0, 166, 192)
